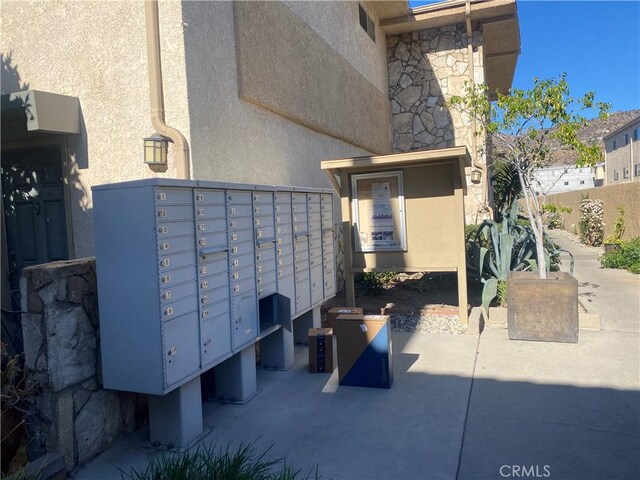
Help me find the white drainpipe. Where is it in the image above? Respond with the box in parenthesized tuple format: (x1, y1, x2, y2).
(145, 0, 190, 179)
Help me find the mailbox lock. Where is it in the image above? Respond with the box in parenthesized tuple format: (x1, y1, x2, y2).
(257, 278, 263, 285)
(230, 207, 237, 215)
(233, 285, 240, 293)
(160, 242, 169, 251)
(200, 266, 208, 275)
(203, 338, 212, 347)
(196, 194, 204, 201)
(200, 280, 208, 288)
(157, 209, 167, 218)
(168, 346, 177, 356)
(254, 207, 260, 214)
(199, 238, 207, 246)
(161, 275, 171, 284)
(231, 246, 238, 254)
(277, 227, 281, 234)
(202, 310, 209, 318)
(257, 230, 263, 238)
(198, 224, 206, 231)
(259, 288, 263, 295)
(157, 193, 167, 201)
(163, 291, 172, 300)
(201, 296, 209, 304)
(229, 220, 236, 228)
(256, 254, 262, 261)
(257, 266, 262, 273)
(232, 273, 239, 280)
(255, 218, 261, 226)
(164, 307, 173, 316)
(231, 233, 237, 241)
(232, 259, 239, 267)
(254, 194, 260, 201)
(159, 226, 168, 234)
(197, 208, 205, 216)
(161, 258, 170, 267)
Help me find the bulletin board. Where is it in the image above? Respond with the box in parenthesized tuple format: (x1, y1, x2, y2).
(351, 171, 406, 252)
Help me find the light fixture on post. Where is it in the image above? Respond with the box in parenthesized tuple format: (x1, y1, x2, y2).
(470, 169, 482, 184)
(143, 134, 169, 166)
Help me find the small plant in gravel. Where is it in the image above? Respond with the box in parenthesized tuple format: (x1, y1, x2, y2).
(600, 237, 640, 274)
(121, 442, 320, 480)
(604, 206, 625, 245)
(579, 199, 604, 246)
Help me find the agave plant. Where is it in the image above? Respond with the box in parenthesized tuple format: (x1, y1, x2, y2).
(468, 202, 573, 314)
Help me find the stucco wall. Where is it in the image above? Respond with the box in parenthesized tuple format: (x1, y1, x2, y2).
(1, 0, 190, 258)
(543, 182, 640, 240)
(2, 0, 376, 261)
(234, 1, 391, 154)
(182, 1, 374, 188)
(605, 119, 640, 185)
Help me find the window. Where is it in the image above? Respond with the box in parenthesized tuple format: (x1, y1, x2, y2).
(580, 180, 585, 185)
(634, 128, 640, 141)
(614, 170, 619, 181)
(635, 164, 640, 176)
(612, 140, 617, 150)
(358, 4, 376, 42)
(624, 133, 629, 145)
(623, 167, 629, 179)
(563, 181, 569, 186)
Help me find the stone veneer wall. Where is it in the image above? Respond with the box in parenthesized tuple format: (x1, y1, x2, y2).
(20, 258, 146, 471)
(387, 24, 487, 222)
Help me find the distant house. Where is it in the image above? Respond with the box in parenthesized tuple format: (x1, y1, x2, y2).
(1, 0, 520, 301)
(603, 114, 640, 185)
(530, 109, 640, 195)
(533, 164, 597, 195)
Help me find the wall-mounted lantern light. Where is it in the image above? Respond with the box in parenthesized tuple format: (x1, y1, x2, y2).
(144, 134, 168, 166)
(470, 169, 482, 184)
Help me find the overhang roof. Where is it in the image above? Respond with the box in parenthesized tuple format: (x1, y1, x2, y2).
(321, 146, 471, 194)
(369, 1, 410, 20)
(1, 90, 81, 136)
(381, 0, 520, 99)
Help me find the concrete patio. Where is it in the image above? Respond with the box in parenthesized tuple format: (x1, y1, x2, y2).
(75, 234, 640, 480)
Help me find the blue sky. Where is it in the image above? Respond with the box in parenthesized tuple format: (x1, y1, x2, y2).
(409, 1, 640, 116)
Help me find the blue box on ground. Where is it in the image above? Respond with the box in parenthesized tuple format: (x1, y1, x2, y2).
(335, 314, 393, 389)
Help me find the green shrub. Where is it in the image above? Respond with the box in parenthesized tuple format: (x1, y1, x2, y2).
(121, 442, 319, 480)
(604, 206, 625, 244)
(541, 203, 572, 230)
(355, 272, 398, 296)
(600, 237, 640, 274)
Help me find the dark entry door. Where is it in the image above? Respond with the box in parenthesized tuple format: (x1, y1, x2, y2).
(1, 146, 69, 291)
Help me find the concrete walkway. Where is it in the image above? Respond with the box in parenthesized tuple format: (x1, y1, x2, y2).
(75, 233, 639, 479)
(459, 231, 640, 479)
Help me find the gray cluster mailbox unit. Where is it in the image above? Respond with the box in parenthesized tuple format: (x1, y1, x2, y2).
(92, 178, 335, 445)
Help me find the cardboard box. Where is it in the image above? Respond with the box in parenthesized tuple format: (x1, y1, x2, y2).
(335, 314, 393, 389)
(308, 328, 337, 373)
(325, 307, 364, 331)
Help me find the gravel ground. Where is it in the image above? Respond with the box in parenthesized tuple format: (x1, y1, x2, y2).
(391, 313, 467, 335)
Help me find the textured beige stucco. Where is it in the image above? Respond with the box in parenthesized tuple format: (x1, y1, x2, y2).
(1, 0, 190, 257)
(234, 0, 391, 154)
(183, 0, 373, 187)
(543, 182, 640, 241)
(2, 0, 380, 259)
(283, 0, 389, 94)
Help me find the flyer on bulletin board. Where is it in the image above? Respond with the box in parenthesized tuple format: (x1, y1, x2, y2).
(370, 182, 394, 247)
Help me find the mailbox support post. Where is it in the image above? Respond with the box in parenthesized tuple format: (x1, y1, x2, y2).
(215, 345, 258, 404)
(293, 306, 321, 345)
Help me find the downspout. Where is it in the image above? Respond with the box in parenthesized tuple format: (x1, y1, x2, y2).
(465, 1, 492, 217)
(145, 0, 190, 179)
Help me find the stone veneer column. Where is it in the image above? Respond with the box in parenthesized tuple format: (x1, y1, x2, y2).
(20, 258, 146, 470)
(387, 24, 487, 221)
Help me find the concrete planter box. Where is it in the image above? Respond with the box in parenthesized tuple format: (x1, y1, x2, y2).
(507, 271, 578, 343)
